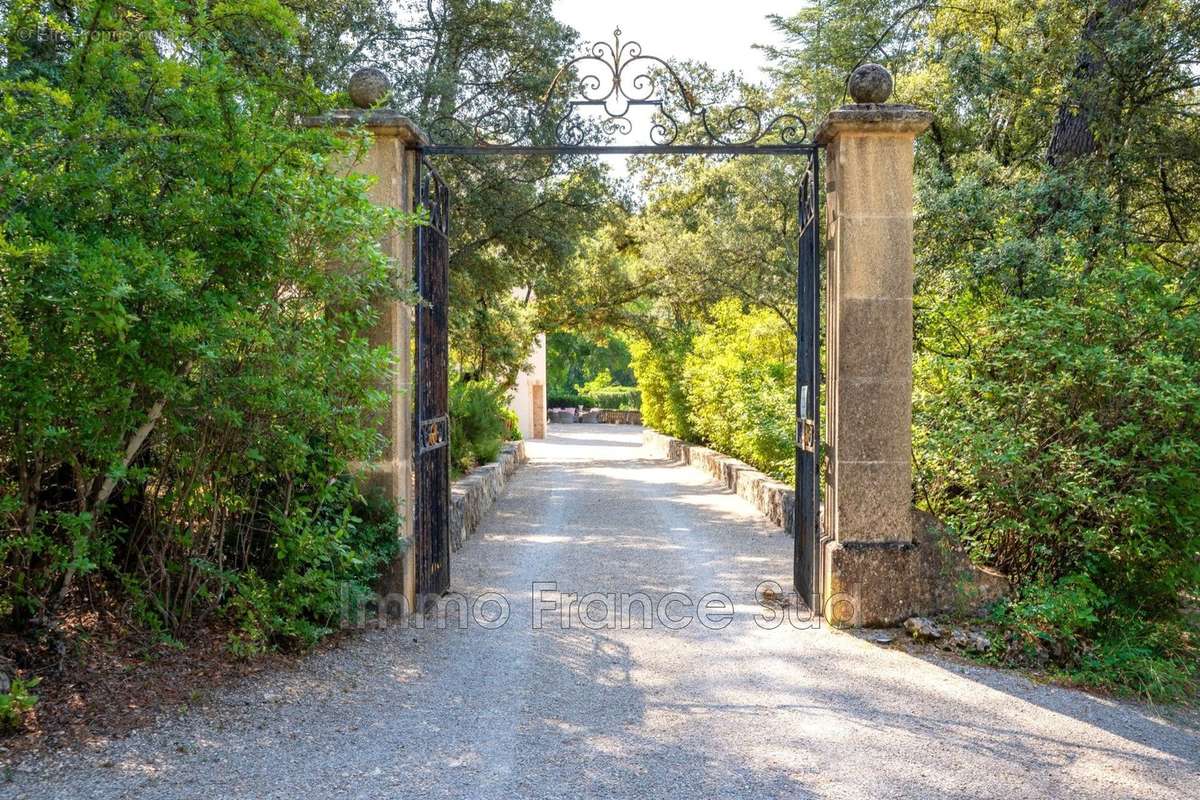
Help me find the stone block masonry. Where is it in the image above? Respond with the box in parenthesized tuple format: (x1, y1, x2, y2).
(301, 108, 428, 613)
(642, 430, 795, 535)
(808, 79, 1007, 626)
(642, 428, 1007, 625)
(816, 103, 932, 548)
(597, 409, 642, 425)
(449, 441, 527, 551)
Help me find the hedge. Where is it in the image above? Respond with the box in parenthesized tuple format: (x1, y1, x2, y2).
(548, 387, 641, 410)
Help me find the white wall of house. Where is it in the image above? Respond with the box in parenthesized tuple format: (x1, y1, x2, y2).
(508, 290, 547, 439)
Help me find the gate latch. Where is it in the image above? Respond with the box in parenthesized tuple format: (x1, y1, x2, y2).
(418, 415, 450, 454)
(799, 418, 816, 452)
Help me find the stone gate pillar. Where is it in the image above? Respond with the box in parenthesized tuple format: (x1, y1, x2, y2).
(814, 66, 933, 625)
(303, 70, 428, 615)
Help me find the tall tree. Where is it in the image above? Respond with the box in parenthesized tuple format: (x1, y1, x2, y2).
(1047, 0, 1146, 167)
(373, 1, 619, 384)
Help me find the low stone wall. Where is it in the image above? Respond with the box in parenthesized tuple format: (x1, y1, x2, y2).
(548, 409, 642, 425)
(642, 428, 1008, 625)
(449, 441, 527, 552)
(642, 429, 795, 533)
(597, 409, 641, 425)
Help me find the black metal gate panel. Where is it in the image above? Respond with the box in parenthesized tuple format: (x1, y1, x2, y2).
(795, 149, 822, 610)
(414, 157, 451, 598)
(413, 28, 826, 612)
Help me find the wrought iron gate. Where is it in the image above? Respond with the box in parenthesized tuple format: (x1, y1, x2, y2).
(795, 150, 822, 609)
(413, 27, 825, 611)
(414, 157, 451, 598)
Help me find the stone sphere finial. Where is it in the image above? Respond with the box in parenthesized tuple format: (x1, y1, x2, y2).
(349, 68, 390, 109)
(848, 63, 893, 104)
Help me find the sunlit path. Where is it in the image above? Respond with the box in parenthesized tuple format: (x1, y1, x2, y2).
(9, 424, 1199, 799)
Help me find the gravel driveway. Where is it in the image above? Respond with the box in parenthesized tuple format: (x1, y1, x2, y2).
(5, 424, 1198, 799)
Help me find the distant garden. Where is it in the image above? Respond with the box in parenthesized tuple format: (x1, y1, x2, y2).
(546, 332, 640, 411)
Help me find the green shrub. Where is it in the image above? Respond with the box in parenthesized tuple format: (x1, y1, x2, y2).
(548, 387, 641, 410)
(500, 405, 521, 441)
(227, 478, 404, 655)
(548, 391, 586, 409)
(630, 335, 693, 439)
(682, 301, 795, 481)
(0, 675, 39, 732)
(450, 379, 516, 475)
(916, 265, 1200, 699)
(630, 304, 794, 479)
(990, 575, 1196, 700)
(631, 304, 794, 480)
(576, 369, 616, 398)
(590, 387, 642, 410)
(0, 3, 415, 646)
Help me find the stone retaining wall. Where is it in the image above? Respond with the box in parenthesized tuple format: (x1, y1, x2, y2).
(548, 409, 643, 425)
(449, 441, 527, 552)
(642, 428, 1008, 624)
(642, 429, 795, 534)
(597, 409, 642, 425)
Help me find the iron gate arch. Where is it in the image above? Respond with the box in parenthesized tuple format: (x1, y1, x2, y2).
(412, 27, 825, 609)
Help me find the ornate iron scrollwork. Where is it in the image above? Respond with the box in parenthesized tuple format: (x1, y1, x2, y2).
(428, 28, 810, 152)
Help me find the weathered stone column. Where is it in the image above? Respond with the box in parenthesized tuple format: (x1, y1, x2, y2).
(815, 66, 933, 625)
(303, 70, 427, 614)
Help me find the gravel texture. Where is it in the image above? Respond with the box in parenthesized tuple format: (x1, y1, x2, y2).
(4, 424, 1198, 799)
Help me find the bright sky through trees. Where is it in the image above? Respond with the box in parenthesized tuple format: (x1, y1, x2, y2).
(551, 0, 783, 81)
(551, 0, 788, 176)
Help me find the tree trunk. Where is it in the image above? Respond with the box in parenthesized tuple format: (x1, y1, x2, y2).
(1047, 0, 1144, 168)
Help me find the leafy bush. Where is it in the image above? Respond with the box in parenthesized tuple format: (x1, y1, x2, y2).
(985, 575, 1197, 700)
(0, 675, 39, 732)
(548, 387, 641, 410)
(548, 392, 585, 409)
(916, 266, 1200, 698)
(630, 304, 795, 480)
(226, 478, 403, 655)
(630, 335, 693, 439)
(591, 387, 642, 410)
(450, 379, 517, 476)
(576, 369, 617, 397)
(0, 3, 414, 650)
(682, 301, 795, 481)
(567, 371, 640, 410)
